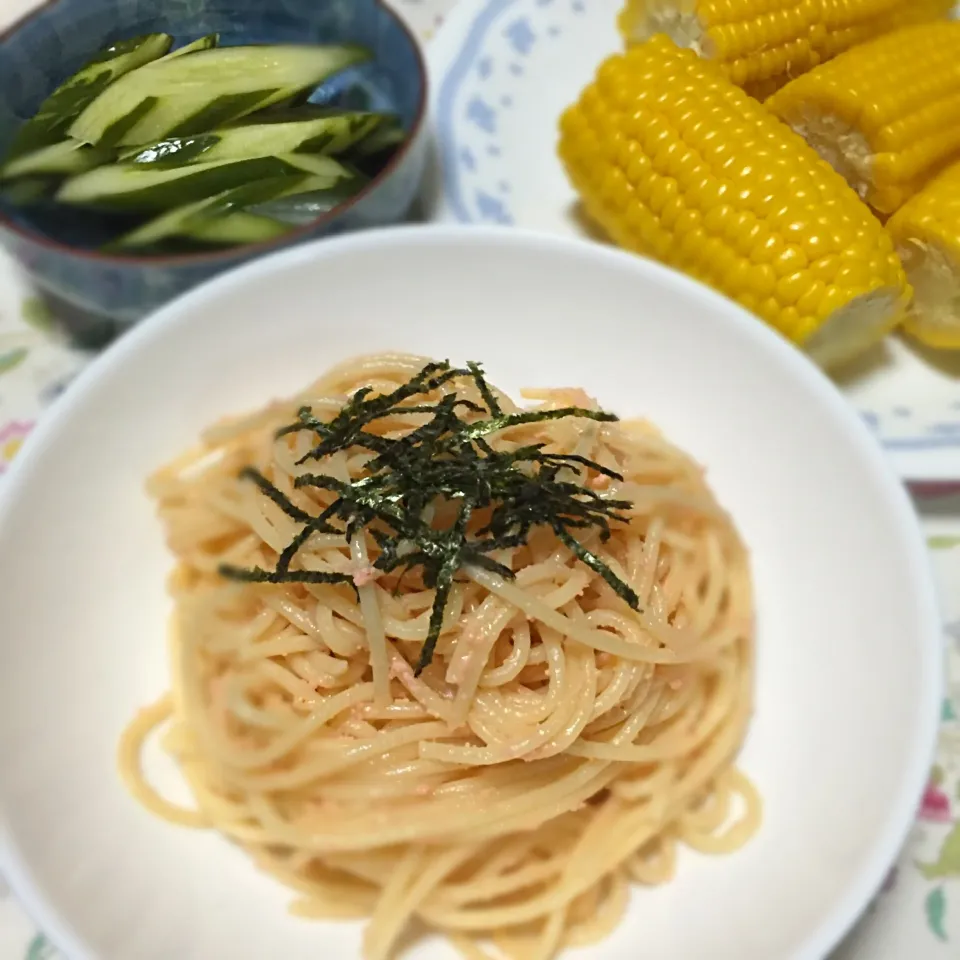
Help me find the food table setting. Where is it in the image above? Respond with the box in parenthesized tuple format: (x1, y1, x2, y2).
(0, 0, 959, 959)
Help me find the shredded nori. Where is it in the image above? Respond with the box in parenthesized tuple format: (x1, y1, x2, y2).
(219, 360, 640, 675)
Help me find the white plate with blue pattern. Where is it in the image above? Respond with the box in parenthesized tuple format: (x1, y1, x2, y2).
(423, 0, 960, 482)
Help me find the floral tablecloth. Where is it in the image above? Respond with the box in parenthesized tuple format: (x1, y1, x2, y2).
(1, 0, 960, 957)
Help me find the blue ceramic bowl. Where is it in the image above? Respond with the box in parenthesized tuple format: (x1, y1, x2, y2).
(0, 0, 428, 327)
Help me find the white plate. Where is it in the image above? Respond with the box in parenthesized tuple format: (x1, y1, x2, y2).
(423, 0, 960, 483)
(0, 225, 941, 960)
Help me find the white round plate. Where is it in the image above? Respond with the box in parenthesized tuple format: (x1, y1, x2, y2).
(423, 0, 960, 483)
(0, 225, 942, 960)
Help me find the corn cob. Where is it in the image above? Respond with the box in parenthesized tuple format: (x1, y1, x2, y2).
(617, 0, 822, 89)
(887, 163, 960, 349)
(818, 0, 954, 61)
(617, 1, 953, 94)
(767, 22, 960, 214)
(558, 35, 909, 368)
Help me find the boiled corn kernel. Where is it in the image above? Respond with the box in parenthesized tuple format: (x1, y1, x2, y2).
(558, 34, 910, 368)
(887, 163, 960, 350)
(767, 22, 960, 214)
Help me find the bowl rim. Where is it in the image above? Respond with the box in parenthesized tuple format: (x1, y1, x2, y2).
(0, 0, 429, 266)
(0, 223, 944, 960)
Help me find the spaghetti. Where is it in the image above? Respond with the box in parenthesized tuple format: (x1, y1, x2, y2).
(120, 353, 760, 960)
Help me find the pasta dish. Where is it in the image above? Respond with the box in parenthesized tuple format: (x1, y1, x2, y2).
(120, 354, 759, 960)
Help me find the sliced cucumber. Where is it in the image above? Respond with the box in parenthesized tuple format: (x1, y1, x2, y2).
(69, 45, 371, 148)
(98, 96, 158, 147)
(350, 118, 406, 157)
(239, 109, 387, 155)
(57, 153, 353, 210)
(250, 181, 366, 225)
(267, 153, 355, 177)
(1, 140, 112, 179)
(6, 33, 172, 161)
(112, 186, 291, 249)
(346, 118, 407, 177)
(165, 34, 219, 58)
(111, 168, 362, 250)
(190, 212, 289, 245)
(1, 178, 53, 205)
(164, 92, 284, 139)
(121, 111, 386, 168)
